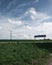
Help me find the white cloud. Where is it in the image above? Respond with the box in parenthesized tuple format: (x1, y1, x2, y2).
(29, 8, 37, 16)
(0, 7, 52, 39)
(17, 7, 49, 22)
(23, 35, 29, 38)
(0, 26, 2, 29)
(26, 26, 32, 30)
(42, 22, 52, 34)
(7, 0, 39, 11)
(23, 8, 52, 27)
(8, 19, 22, 25)
(24, 7, 37, 18)
(29, 8, 49, 22)
(7, 0, 17, 10)
(33, 0, 39, 4)
(29, 22, 52, 39)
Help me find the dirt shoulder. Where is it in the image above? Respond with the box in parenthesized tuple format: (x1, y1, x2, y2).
(46, 54, 52, 65)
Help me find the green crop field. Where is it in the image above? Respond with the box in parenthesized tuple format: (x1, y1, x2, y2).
(0, 40, 52, 65)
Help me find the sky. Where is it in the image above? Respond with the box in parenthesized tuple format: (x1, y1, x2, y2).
(0, 0, 52, 39)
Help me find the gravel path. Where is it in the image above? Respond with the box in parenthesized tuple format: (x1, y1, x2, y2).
(47, 60, 52, 65)
(47, 54, 52, 65)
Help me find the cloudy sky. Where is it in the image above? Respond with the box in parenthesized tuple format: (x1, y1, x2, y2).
(0, 0, 52, 39)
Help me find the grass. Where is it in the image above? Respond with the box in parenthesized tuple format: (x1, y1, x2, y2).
(0, 40, 51, 65)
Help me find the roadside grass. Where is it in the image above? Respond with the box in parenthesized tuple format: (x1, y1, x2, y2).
(0, 42, 49, 65)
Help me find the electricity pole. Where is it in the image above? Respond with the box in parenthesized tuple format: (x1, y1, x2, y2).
(10, 30, 12, 40)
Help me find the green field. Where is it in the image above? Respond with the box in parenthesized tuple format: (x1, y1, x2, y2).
(0, 39, 52, 43)
(0, 40, 52, 65)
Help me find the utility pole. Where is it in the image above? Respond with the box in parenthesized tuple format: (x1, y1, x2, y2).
(10, 30, 12, 40)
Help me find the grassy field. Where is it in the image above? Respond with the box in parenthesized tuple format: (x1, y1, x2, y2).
(0, 39, 52, 43)
(0, 40, 52, 65)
